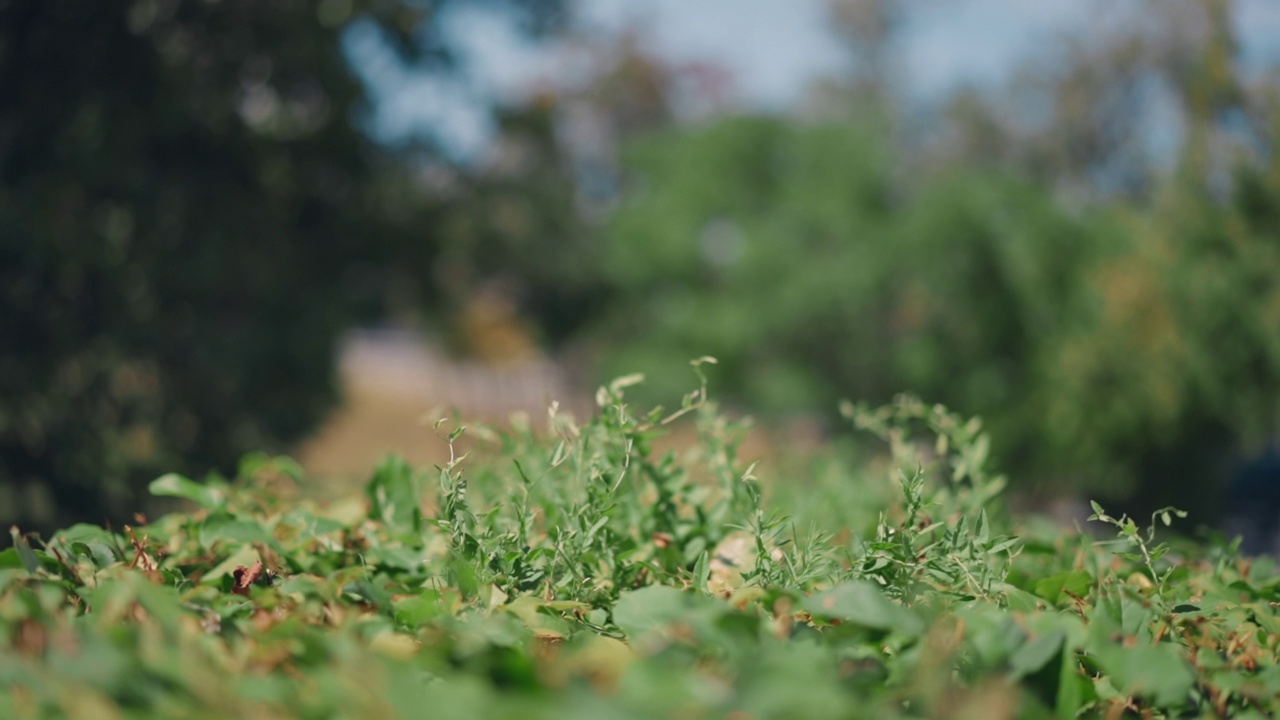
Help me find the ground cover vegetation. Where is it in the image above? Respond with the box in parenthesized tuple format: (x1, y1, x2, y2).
(4, 369, 1278, 718)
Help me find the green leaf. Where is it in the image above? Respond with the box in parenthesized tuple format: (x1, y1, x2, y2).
(372, 545, 427, 571)
(1010, 630, 1064, 678)
(238, 453, 305, 482)
(52, 524, 122, 546)
(71, 541, 119, 568)
(200, 513, 272, 547)
(1093, 643, 1194, 708)
(0, 548, 24, 570)
(612, 586, 697, 639)
(1055, 643, 1096, 718)
(9, 527, 40, 574)
(148, 473, 224, 510)
(693, 550, 710, 592)
(365, 455, 423, 534)
(394, 591, 445, 628)
(987, 537, 1021, 555)
(801, 581, 924, 636)
(202, 544, 260, 583)
(1004, 586, 1047, 612)
(1033, 570, 1092, 604)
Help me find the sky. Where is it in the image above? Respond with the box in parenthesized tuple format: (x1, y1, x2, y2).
(346, 0, 1280, 160)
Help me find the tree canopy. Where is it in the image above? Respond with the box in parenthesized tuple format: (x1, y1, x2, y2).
(0, 0, 563, 532)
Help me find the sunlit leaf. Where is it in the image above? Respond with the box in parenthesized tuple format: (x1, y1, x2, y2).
(1033, 570, 1092, 604)
(148, 473, 224, 510)
(1092, 643, 1195, 707)
(613, 586, 699, 640)
(365, 455, 424, 534)
(9, 527, 40, 574)
(1010, 630, 1064, 678)
(802, 581, 924, 636)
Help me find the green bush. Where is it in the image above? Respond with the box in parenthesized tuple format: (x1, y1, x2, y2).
(2, 379, 1276, 718)
(590, 115, 1280, 507)
(592, 117, 1097, 479)
(1041, 170, 1280, 507)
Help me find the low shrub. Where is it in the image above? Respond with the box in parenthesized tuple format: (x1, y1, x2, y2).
(2, 368, 1275, 718)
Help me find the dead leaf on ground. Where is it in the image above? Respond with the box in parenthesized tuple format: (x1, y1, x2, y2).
(231, 561, 265, 597)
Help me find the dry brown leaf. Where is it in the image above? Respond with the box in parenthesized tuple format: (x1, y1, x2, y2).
(231, 560, 265, 597)
(125, 525, 159, 576)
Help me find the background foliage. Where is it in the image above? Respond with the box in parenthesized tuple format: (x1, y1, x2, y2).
(588, 107, 1280, 512)
(0, 0, 562, 531)
(581, 1, 1280, 516)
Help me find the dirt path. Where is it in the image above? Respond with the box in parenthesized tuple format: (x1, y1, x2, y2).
(294, 329, 591, 488)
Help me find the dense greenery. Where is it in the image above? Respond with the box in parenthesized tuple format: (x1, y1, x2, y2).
(4, 373, 1277, 718)
(0, 0, 563, 531)
(594, 117, 1094, 444)
(591, 114, 1280, 510)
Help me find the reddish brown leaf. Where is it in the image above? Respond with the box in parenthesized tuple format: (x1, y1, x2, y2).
(231, 560, 264, 597)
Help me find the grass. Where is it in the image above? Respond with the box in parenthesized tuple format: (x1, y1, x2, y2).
(2, 363, 1279, 718)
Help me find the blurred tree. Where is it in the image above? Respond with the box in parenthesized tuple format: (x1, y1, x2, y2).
(830, 0, 1280, 511)
(1043, 23, 1280, 516)
(425, 35, 686, 360)
(925, 0, 1261, 201)
(592, 115, 1102, 449)
(826, 0, 905, 104)
(590, 0, 1280, 516)
(0, 0, 563, 533)
(431, 99, 608, 357)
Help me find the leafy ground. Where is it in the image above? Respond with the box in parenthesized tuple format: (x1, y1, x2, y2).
(3, 364, 1279, 718)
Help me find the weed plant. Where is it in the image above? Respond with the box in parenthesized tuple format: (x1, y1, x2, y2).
(2, 364, 1278, 718)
